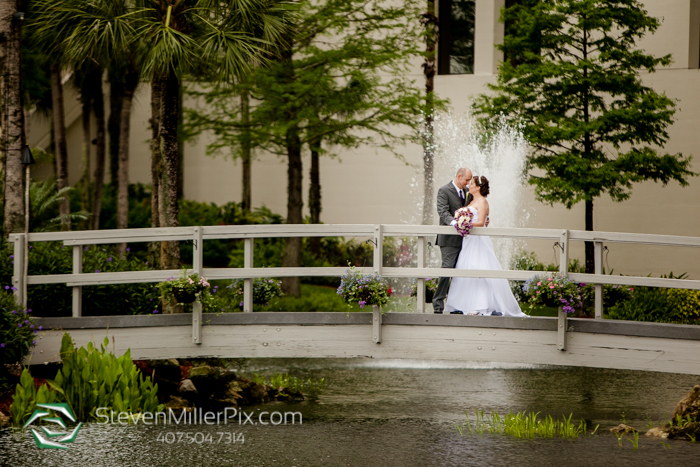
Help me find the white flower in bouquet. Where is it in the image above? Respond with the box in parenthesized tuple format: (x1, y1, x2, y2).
(453, 207, 474, 237)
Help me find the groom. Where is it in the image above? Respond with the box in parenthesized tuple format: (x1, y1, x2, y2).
(433, 167, 472, 314)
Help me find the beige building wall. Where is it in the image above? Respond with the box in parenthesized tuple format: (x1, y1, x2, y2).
(26, 0, 700, 279)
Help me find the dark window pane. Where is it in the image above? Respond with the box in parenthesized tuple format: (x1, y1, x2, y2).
(438, 0, 475, 75)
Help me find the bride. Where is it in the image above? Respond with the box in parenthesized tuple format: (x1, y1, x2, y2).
(444, 176, 527, 317)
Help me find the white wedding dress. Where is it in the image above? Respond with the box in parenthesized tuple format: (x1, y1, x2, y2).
(444, 206, 527, 317)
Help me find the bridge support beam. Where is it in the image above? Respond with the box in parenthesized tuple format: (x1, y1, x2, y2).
(558, 230, 570, 351)
(243, 238, 253, 313)
(373, 307, 382, 343)
(192, 227, 203, 344)
(594, 241, 604, 319)
(12, 234, 24, 308)
(416, 236, 426, 313)
(72, 245, 82, 317)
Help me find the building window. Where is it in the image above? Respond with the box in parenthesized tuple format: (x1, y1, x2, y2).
(438, 0, 476, 75)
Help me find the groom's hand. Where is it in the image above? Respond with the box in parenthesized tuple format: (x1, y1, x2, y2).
(485, 217, 490, 227)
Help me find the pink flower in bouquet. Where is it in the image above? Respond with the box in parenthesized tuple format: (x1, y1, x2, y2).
(537, 282, 541, 286)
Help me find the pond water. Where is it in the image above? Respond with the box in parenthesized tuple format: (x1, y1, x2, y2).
(2, 359, 699, 466)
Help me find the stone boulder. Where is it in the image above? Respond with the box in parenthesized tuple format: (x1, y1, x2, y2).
(645, 427, 668, 438)
(672, 385, 700, 422)
(610, 424, 637, 434)
(187, 365, 238, 399)
(147, 358, 182, 382)
(164, 395, 191, 415)
(667, 422, 700, 441)
(0, 411, 9, 428)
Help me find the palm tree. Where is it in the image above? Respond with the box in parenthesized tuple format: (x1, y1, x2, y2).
(142, 0, 293, 269)
(0, 0, 27, 235)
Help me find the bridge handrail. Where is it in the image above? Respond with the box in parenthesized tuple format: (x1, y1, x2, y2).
(8, 224, 700, 338)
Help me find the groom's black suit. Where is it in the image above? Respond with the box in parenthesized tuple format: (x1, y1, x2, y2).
(433, 181, 473, 313)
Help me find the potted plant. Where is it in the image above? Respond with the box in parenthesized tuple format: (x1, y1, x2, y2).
(158, 270, 211, 305)
(336, 265, 392, 309)
(228, 278, 284, 307)
(522, 272, 582, 314)
(409, 278, 438, 303)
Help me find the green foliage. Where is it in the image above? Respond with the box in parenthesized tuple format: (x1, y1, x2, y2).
(0, 292, 37, 376)
(607, 283, 700, 325)
(49, 333, 160, 422)
(522, 272, 581, 313)
(228, 278, 284, 307)
(409, 278, 437, 297)
(458, 409, 592, 439)
(337, 265, 392, 308)
(9, 368, 59, 427)
(0, 241, 160, 317)
(157, 270, 212, 305)
(29, 179, 90, 232)
(251, 373, 326, 399)
(474, 0, 695, 209)
(184, 0, 430, 168)
(253, 284, 364, 312)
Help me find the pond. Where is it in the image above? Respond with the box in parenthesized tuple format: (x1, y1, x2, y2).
(2, 359, 699, 466)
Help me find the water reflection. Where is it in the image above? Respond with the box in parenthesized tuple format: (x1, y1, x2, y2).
(2, 359, 699, 466)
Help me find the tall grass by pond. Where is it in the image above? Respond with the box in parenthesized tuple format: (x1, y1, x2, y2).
(457, 409, 598, 440)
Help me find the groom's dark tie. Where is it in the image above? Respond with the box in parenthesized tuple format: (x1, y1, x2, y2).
(459, 190, 465, 201)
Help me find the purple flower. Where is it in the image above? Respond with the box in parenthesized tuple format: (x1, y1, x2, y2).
(38, 326, 42, 330)
(4, 286, 8, 290)
(84, 247, 88, 251)
(25, 320, 29, 324)
(11, 310, 16, 314)
(30, 324, 34, 329)
(11, 286, 17, 291)
(153, 309, 159, 314)
(32, 340, 36, 345)
(18, 324, 22, 328)
(107, 257, 112, 262)
(239, 302, 244, 307)
(95, 270, 100, 273)
(9, 255, 13, 259)
(33, 330, 37, 334)
(29, 246, 32, 249)
(0, 343, 4, 348)
(126, 248, 130, 252)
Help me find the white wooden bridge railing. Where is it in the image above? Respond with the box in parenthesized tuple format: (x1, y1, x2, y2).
(9, 224, 700, 349)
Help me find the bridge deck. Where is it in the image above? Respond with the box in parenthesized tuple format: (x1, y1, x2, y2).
(29, 313, 700, 375)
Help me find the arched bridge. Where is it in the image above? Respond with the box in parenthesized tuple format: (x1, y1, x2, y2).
(12, 224, 700, 376)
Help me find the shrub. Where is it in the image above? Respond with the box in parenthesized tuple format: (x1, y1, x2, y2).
(228, 278, 284, 307)
(18, 243, 161, 317)
(9, 367, 59, 427)
(0, 291, 37, 376)
(608, 287, 700, 325)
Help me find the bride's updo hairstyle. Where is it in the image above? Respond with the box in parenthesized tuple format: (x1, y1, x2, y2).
(473, 176, 490, 197)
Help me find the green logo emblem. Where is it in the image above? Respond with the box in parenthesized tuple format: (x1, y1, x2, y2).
(23, 403, 82, 449)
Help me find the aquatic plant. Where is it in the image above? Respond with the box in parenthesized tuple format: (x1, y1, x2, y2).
(457, 409, 593, 440)
(251, 373, 326, 398)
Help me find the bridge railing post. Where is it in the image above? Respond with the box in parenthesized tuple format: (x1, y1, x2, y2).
(558, 230, 569, 351)
(243, 238, 254, 312)
(12, 234, 24, 308)
(373, 225, 383, 275)
(594, 240, 604, 319)
(72, 245, 82, 317)
(416, 236, 426, 313)
(192, 227, 203, 344)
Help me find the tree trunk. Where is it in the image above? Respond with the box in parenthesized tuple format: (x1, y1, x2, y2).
(91, 76, 106, 230)
(79, 82, 92, 217)
(240, 88, 252, 211)
(148, 76, 163, 268)
(585, 199, 594, 274)
(116, 88, 135, 254)
(159, 69, 181, 272)
(421, 1, 438, 226)
(281, 125, 303, 297)
(309, 136, 322, 255)
(1, 1, 26, 235)
(108, 69, 124, 185)
(49, 64, 70, 230)
(150, 78, 162, 229)
(115, 69, 140, 255)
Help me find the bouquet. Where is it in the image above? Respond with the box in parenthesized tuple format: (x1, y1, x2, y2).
(158, 270, 211, 304)
(228, 278, 284, 307)
(337, 265, 392, 308)
(522, 272, 583, 313)
(453, 207, 474, 237)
